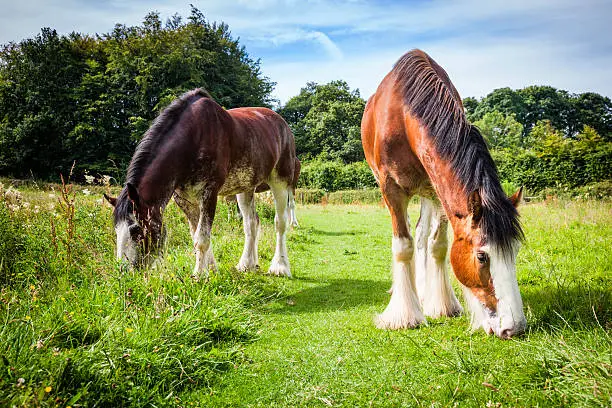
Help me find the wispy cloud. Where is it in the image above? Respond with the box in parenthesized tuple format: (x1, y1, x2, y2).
(1, 0, 610, 103)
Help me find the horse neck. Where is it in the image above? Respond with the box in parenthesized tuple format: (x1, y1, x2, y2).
(415, 136, 472, 231)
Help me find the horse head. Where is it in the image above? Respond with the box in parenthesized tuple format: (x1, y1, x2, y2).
(104, 183, 165, 268)
(449, 187, 526, 339)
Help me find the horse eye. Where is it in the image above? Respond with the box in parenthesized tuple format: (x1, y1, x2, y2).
(476, 252, 489, 264)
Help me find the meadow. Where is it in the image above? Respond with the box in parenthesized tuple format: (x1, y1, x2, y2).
(0, 181, 610, 407)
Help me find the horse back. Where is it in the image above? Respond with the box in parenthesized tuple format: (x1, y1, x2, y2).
(361, 73, 432, 196)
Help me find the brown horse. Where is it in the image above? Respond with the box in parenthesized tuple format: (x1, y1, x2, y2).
(361, 50, 526, 339)
(104, 89, 298, 277)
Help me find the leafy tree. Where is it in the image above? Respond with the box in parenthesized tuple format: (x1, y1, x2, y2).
(570, 93, 612, 141)
(473, 111, 523, 149)
(0, 7, 275, 179)
(278, 80, 366, 162)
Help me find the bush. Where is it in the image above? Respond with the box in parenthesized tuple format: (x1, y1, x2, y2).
(298, 160, 376, 191)
(294, 189, 326, 204)
(327, 189, 382, 204)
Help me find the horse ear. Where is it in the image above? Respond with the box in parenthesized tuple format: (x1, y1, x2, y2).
(126, 183, 140, 207)
(103, 193, 117, 207)
(468, 190, 483, 224)
(509, 186, 523, 208)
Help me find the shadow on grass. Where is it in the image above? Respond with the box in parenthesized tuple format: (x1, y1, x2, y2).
(308, 228, 366, 237)
(273, 278, 389, 314)
(522, 279, 611, 331)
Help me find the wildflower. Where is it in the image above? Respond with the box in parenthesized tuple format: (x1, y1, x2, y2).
(22, 202, 30, 209)
(30, 285, 35, 290)
(24, 316, 31, 321)
(84, 174, 95, 185)
(34, 205, 40, 213)
(48, 193, 55, 199)
(82, 188, 92, 196)
(101, 175, 112, 186)
(45, 386, 52, 393)
(125, 328, 134, 333)
(16, 378, 25, 387)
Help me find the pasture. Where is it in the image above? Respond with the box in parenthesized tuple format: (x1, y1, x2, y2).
(0, 182, 610, 407)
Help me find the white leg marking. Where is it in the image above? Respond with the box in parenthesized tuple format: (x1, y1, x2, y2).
(288, 189, 299, 228)
(414, 199, 431, 304)
(193, 210, 216, 278)
(236, 192, 259, 271)
(268, 184, 291, 277)
(376, 236, 424, 329)
(415, 199, 462, 318)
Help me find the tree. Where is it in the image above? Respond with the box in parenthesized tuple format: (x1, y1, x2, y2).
(473, 111, 523, 149)
(0, 7, 275, 179)
(278, 80, 366, 162)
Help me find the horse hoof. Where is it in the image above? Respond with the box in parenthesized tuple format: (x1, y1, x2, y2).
(268, 260, 291, 277)
(236, 262, 258, 272)
(375, 309, 425, 330)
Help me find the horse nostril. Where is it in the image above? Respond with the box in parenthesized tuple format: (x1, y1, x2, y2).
(500, 329, 513, 339)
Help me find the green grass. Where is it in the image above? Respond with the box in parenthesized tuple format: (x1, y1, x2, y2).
(0, 182, 610, 407)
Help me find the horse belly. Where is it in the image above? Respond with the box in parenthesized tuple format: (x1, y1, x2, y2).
(218, 164, 258, 196)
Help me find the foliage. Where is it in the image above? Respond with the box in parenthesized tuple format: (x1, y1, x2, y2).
(492, 123, 612, 192)
(0, 7, 274, 180)
(202, 201, 611, 407)
(298, 160, 376, 191)
(0, 182, 283, 406)
(473, 110, 523, 149)
(465, 85, 612, 140)
(294, 189, 326, 205)
(327, 189, 382, 204)
(278, 81, 366, 163)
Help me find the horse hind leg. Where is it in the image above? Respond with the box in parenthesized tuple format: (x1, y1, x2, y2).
(376, 182, 424, 329)
(288, 187, 299, 228)
(420, 198, 463, 318)
(268, 182, 291, 277)
(236, 191, 259, 271)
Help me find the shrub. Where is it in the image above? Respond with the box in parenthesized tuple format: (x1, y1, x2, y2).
(298, 160, 376, 191)
(327, 189, 382, 204)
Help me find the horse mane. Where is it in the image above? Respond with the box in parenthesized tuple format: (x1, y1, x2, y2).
(113, 88, 212, 224)
(392, 49, 523, 253)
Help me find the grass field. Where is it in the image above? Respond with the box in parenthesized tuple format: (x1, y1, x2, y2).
(0, 182, 610, 407)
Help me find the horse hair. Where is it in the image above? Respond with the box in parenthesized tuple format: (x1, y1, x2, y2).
(392, 49, 523, 254)
(113, 88, 212, 225)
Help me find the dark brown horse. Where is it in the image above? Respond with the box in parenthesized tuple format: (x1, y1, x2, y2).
(104, 89, 298, 277)
(361, 50, 526, 339)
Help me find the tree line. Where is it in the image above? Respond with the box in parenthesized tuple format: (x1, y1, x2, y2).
(1, 9, 610, 193)
(281, 82, 611, 193)
(0, 7, 274, 179)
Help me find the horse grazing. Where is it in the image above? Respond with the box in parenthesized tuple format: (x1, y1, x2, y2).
(104, 89, 298, 277)
(361, 50, 526, 339)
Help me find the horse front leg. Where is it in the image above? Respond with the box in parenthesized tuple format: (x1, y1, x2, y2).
(193, 189, 218, 278)
(236, 191, 259, 271)
(420, 198, 463, 318)
(268, 183, 291, 277)
(376, 181, 424, 329)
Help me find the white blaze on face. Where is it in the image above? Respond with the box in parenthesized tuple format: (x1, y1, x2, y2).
(487, 243, 526, 338)
(464, 241, 526, 338)
(115, 220, 138, 265)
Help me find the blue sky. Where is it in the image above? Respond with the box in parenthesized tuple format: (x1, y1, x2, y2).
(1, 0, 611, 104)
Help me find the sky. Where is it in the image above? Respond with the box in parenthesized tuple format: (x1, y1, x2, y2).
(1, 0, 611, 104)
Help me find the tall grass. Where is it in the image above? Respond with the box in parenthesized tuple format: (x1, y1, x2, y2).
(0, 181, 284, 407)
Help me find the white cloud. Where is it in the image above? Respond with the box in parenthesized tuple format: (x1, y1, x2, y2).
(1, 0, 610, 103)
